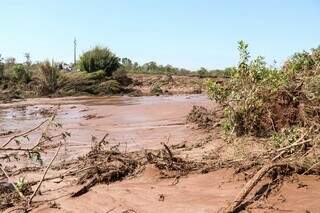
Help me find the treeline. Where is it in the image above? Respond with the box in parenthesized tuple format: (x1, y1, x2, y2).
(0, 49, 232, 84)
(1, 43, 319, 99)
(119, 58, 232, 78)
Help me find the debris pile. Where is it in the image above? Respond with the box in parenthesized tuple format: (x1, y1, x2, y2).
(0, 109, 69, 211)
(186, 106, 220, 129)
(68, 135, 140, 197)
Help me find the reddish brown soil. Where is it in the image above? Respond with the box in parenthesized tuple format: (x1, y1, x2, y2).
(1, 95, 320, 213)
(32, 168, 243, 213)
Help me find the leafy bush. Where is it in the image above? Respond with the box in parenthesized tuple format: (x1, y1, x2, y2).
(79, 46, 120, 76)
(197, 67, 209, 78)
(112, 68, 132, 86)
(207, 41, 320, 137)
(13, 64, 31, 83)
(39, 61, 59, 94)
(58, 71, 94, 93)
(58, 70, 125, 95)
(284, 46, 320, 76)
(86, 70, 106, 80)
(98, 80, 121, 94)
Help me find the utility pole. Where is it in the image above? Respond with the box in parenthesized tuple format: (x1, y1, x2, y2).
(73, 37, 77, 66)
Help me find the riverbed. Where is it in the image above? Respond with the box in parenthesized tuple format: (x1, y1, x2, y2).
(0, 94, 213, 163)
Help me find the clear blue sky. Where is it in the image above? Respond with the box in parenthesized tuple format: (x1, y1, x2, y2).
(0, 0, 319, 70)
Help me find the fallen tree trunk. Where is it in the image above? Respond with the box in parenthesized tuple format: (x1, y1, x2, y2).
(223, 163, 283, 213)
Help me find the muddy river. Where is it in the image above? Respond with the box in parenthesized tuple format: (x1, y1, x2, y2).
(0, 94, 213, 163)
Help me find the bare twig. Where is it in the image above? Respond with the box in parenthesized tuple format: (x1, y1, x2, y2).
(302, 161, 320, 175)
(163, 143, 173, 160)
(0, 165, 27, 201)
(1, 119, 48, 148)
(31, 115, 55, 150)
(276, 139, 312, 153)
(28, 142, 62, 205)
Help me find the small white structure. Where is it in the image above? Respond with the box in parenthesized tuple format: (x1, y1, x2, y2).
(61, 63, 73, 71)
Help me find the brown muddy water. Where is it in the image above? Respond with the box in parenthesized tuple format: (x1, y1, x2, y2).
(0, 94, 213, 164)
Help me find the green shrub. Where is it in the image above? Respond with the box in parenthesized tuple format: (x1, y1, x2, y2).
(13, 64, 31, 83)
(284, 46, 320, 76)
(112, 68, 132, 86)
(197, 67, 209, 78)
(87, 70, 106, 80)
(15, 177, 29, 193)
(39, 61, 59, 94)
(311, 46, 320, 70)
(284, 51, 314, 76)
(98, 80, 121, 94)
(207, 41, 291, 136)
(208, 41, 320, 137)
(58, 71, 93, 92)
(58, 71, 124, 95)
(79, 46, 120, 76)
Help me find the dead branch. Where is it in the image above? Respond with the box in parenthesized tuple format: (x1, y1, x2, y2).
(276, 139, 312, 153)
(163, 143, 173, 160)
(0, 165, 26, 201)
(71, 176, 98, 197)
(27, 142, 62, 206)
(31, 115, 55, 150)
(302, 161, 320, 175)
(0, 119, 48, 148)
(223, 163, 284, 213)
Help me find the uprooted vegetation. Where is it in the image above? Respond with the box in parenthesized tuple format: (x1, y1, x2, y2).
(56, 136, 216, 198)
(0, 108, 70, 211)
(187, 105, 222, 129)
(0, 108, 244, 212)
(201, 41, 320, 212)
(207, 41, 320, 137)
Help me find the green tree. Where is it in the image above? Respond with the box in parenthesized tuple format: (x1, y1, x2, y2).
(79, 46, 120, 76)
(197, 67, 208, 78)
(121, 58, 133, 69)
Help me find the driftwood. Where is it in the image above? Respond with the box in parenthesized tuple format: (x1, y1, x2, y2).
(28, 142, 62, 205)
(71, 176, 98, 197)
(223, 163, 283, 213)
(223, 132, 312, 213)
